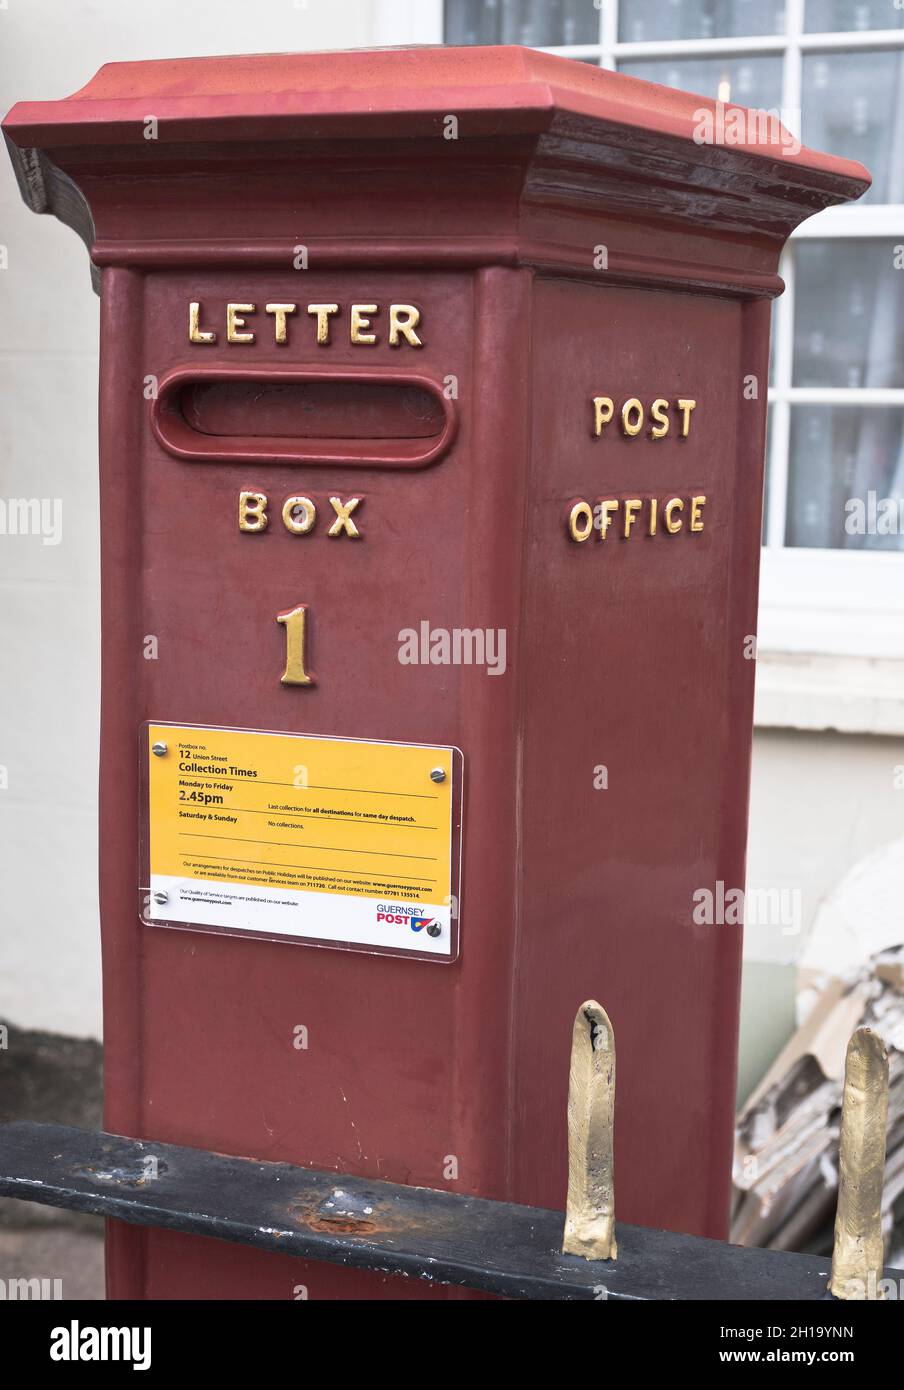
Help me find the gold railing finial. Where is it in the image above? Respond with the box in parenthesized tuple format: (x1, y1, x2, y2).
(829, 1025, 889, 1300)
(562, 1000, 617, 1261)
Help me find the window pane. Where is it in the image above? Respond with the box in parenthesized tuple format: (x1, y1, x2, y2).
(786, 407, 904, 549)
(619, 0, 785, 41)
(794, 241, 904, 388)
(444, 0, 600, 46)
(802, 51, 904, 203)
(805, 0, 904, 31)
(617, 55, 783, 109)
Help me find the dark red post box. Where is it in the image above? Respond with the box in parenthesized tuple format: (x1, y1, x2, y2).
(4, 46, 868, 1300)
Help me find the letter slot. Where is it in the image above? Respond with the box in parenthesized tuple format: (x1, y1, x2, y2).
(152, 368, 457, 468)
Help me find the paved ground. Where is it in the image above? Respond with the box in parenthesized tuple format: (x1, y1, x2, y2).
(0, 1221, 105, 1299)
(1, 1023, 106, 1298)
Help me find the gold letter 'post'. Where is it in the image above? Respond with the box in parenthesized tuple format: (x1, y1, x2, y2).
(562, 1000, 617, 1261)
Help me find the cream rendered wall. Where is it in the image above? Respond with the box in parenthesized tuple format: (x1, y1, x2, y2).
(738, 729, 904, 1102)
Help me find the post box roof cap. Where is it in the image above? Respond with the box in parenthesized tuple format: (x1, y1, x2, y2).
(4, 44, 868, 188)
(3, 46, 870, 299)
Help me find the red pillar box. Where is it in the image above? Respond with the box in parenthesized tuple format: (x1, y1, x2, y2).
(4, 48, 868, 1300)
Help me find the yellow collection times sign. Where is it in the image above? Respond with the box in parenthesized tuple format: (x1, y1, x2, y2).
(147, 723, 456, 957)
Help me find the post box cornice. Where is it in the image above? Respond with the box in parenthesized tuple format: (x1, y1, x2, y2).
(4, 45, 869, 298)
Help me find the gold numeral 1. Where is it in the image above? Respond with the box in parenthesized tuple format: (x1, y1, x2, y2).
(277, 605, 314, 686)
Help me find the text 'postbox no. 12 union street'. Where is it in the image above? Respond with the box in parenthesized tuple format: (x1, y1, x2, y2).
(4, 46, 868, 1299)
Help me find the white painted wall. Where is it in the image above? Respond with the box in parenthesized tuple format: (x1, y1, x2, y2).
(738, 729, 904, 1101)
(1, 3, 900, 1104)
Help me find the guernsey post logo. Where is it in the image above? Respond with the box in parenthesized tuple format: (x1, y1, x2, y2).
(376, 904, 436, 933)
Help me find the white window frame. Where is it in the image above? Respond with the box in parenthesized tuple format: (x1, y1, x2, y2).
(380, 0, 904, 730)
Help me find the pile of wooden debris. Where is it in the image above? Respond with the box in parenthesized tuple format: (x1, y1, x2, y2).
(732, 947, 904, 1265)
